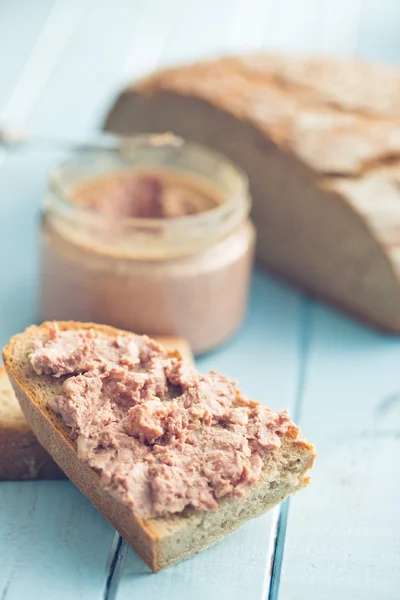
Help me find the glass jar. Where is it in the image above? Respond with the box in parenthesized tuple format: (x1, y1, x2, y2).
(39, 135, 255, 355)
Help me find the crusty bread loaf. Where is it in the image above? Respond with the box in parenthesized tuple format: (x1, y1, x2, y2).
(3, 321, 315, 571)
(104, 54, 400, 332)
(0, 337, 192, 481)
(0, 366, 64, 480)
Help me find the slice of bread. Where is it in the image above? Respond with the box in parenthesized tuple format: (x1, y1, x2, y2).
(2, 321, 315, 571)
(0, 365, 64, 480)
(0, 337, 192, 481)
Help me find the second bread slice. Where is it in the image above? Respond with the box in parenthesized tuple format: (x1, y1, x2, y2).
(0, 366, 63, 480)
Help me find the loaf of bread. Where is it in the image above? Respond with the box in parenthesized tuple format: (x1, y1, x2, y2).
(104, 54, 400, 332)
(3, 321, 315, 571)
(0, 337, 192, 480)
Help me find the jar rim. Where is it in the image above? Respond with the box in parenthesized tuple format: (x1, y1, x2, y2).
(49, 134, 249, 227)
(46, 134, 251, 260)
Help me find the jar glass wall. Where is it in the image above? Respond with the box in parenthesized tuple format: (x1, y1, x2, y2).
(40, 135, 255, 354)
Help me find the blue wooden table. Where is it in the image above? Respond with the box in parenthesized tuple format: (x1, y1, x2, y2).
(0, 2, 399, 599)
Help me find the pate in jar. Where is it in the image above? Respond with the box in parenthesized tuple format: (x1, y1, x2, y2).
(39, 135, 255, 354)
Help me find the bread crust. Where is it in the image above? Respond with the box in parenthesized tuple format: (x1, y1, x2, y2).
(3, 321, 315, 571)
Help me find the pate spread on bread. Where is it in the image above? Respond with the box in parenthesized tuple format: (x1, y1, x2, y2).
(3, 322, 316, 571)
(29, 324, 307, 519)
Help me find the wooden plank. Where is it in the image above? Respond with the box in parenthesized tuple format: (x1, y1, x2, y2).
(105, 3, 307, 596)
(0, 3, 121, 597)
(115, 271, 307, 600)
(0, 0, 91, 130)
(318, 0, 365, 56)
(262, 0, 364, 55)
(278, 305, 400, 600)
(0, 148, 117, 599)
(0, 149, 63, 348)
(135, 0, 233, 67)
(0, 481, 115, 600)
(227, 0, 273, 51)
(0, 0, 55, 114)
(117, 0, 190, 82)
(26, 0, 180, 139)
(357, 0, 400, 63)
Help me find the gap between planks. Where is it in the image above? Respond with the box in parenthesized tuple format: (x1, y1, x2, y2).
(267, 297, 313, 600)
(104, 533, 128, 600)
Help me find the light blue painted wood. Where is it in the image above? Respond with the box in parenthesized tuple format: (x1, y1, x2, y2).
(98, 4, 308, 594)
(227, 0, 274, 50)
(0, 0, 91, 130)
(357, 0, 400, 63)
(0, 149, 65, 348)
(317, 0, 365, 56)
(260, 0, 365, 55)
(0, 481, 115, 600)
(278, 305, 400, 600)
(116, 0, 190, 82)
(26, 0, 145, 139)
(2, 1, 400, 598)
(197, 270, 306, 412)
(116, 510, 277, 600)
(146, 0, 234, 67)
(115, 272, 306, 600)
(0, 0, 55, 114)
(0, 148, 118, 599)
